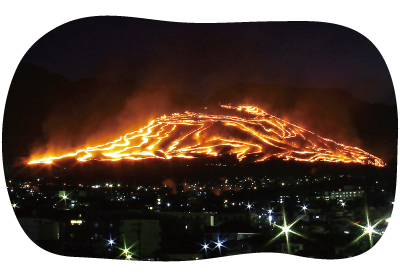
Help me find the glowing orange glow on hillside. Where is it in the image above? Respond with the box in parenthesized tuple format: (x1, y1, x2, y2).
(28, 105, 385, 167)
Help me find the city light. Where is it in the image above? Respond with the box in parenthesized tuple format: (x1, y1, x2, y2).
(365, 225, 374, 234)
(282, 226, 290, 233)
(198, 238, 211, 258)
(348, 208, 384, 249)
(115, 239, 138, 259)
(265, 205, 307, 254)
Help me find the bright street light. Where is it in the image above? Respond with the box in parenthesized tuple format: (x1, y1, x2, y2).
(282, 226, 290, 233)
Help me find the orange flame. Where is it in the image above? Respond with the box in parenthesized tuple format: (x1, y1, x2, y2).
(28, 105, 385, 167)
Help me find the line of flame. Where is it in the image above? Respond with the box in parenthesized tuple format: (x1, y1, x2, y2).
(28, 105, 385, 167)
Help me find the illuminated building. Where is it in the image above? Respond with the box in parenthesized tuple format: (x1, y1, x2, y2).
(157, 211, 258, 231)
(330, 190, 364, 200)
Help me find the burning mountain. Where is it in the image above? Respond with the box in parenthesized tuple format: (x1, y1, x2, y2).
(28, 105, 384, 167)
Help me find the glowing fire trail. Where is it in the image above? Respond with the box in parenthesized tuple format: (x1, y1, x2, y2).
(28, 105, 385, 167)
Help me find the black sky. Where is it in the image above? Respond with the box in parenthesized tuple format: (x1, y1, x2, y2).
(21, 17, 395, 105)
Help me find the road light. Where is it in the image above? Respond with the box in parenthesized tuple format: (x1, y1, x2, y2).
(200, 238, 210, 258)
(282, 226, 290, 234)
(265, 205, 307, 254)
(365, 225, 374, 234)
(349, 207, 384, 249)
(301, 204, 308, 212)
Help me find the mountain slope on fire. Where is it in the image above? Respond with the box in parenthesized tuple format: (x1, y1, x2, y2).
(4, 63, 396, 173)
(28, 105, 384, 167)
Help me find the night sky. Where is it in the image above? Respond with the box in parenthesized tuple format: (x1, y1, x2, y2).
(21, 17, 395, 105)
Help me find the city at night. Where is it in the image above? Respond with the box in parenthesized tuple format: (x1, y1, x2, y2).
(1, 7, 399, 276)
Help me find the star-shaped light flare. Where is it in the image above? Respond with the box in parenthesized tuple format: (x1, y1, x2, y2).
(351, 213, 384, 248)
(105, 235, 117, 247)
(210, 237, 228, 256)
(265, 206, 307, 254)
(115, 239, 138, 259)
(245, 202, 256, 213)
(56, 192, 72, 205)
(198, 239, 210, 258)
(300, 203, 309, 214)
